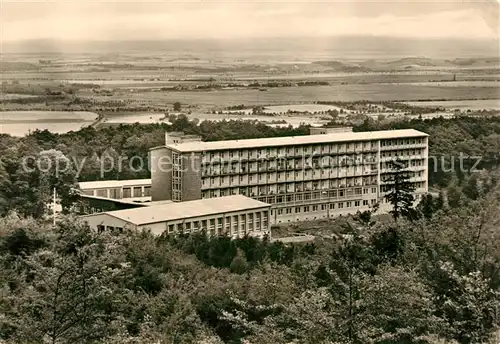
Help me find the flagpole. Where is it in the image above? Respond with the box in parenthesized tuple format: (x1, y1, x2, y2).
(53, 188, 56, 226)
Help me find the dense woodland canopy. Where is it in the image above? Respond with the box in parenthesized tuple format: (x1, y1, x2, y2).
(1, 115, 500, 342)
(1, 174, 499, 343)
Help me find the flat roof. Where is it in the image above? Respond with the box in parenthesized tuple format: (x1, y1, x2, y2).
(77, 194, 151, 207)
(161, 129, 428, 153)
(82, 195, 269, 226)
(78, 179, 151, 190)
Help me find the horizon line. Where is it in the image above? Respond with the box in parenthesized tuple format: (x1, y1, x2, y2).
(3, 35, 499, 43)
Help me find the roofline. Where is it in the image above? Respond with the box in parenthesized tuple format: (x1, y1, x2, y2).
(110, 203, 271, 226)
(157, 129, 429, 153)
(76, 194, 150, 206)
(102, 212, 140, 226)
(78, 179, 152, 188)
(150, 145, 169, 152)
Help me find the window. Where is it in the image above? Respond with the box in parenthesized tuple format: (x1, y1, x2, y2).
(346, 201, 352, 208)
(338, 202, 344, 209)
(295, 207, 301, 213)
(233, 216, 239, 231)
(354, 201, 360, 207)
(363, 200, 369, 206)
(133, 187, 142, 198)
(241, 215, 247, 231)
(109, 188, 121, 199)
(168, 224, 174, 233)
(143, 186, 151, 197)
(312, 205, 318, 211)
(329, 203, 335, 209)
(96, 189, 107, 198)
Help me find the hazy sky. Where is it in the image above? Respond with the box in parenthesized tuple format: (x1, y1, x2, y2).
(1, 0, 499, 41)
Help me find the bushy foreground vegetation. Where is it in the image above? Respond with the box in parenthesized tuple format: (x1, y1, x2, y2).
(1, 176, 499, 343)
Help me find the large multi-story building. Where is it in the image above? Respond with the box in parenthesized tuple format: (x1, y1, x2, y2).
(150, 129, 429, 223)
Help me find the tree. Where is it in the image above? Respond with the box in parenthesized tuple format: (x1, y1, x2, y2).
(173, 102, 182, 112)
(383, 158, 417, 222)
(229, 248, 249, 274)
(4, 220, 132, 344)
(417, 193, 437, 219)
(358, 265, 443, 343)
(446, 185, 463, 209)
(431, 262, 500, 343)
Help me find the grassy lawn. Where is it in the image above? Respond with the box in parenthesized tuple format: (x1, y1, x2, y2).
(271, 213, 394, 238)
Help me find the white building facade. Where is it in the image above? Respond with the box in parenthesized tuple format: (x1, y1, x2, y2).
(150, 129, 429, 224)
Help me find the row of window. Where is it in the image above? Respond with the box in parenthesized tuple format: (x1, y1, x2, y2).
(84, 186, 151, 199)
(166, 212, 269, 235)
(201, 153, 381, 166)
(202, 187, 379, 203)
(381, 149, 425, 158)
(202, 163, 381, 177)
(273, 199, 376, 215)
(202, 173, 379, 188)
(380, 160, 425, 169)
(172, 154, 183, 202)
(381, 171, 425, 179)
(381, 138, 426, 147)
(198, 138, 426, 161)
(203, 180, 378, 194)
(97, 225, 123, 233)
(201, 142, 379, 160)
(380, 182, 425, 192)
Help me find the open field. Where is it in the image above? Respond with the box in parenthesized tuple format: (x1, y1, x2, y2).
(104, 113, 166, 124)
(0, 111, 98, 136)
(263, 104, 348, 114)
(395, 81, 499, 87)
(0, 48, 498, 134)
(188, 113, 329, 128)
(0, 111, 98, 121)
(90, 84, 499, 109)
(403, 99, 500, 110)
(0, 93, 38, 100)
